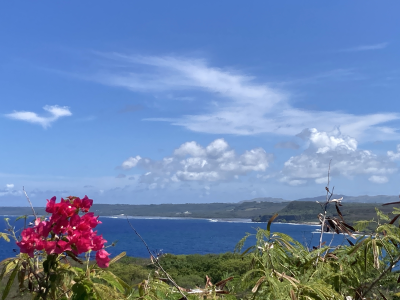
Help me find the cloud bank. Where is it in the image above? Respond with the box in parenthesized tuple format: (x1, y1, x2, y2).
(120, 138, 273, 188)
(281, 128, 397, 186)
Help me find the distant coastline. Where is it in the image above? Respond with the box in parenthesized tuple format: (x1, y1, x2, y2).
(0, 195, 392, 227)
(0, 214, 321, 226)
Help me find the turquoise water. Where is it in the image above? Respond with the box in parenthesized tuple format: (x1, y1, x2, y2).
(0, 216, 347, 261)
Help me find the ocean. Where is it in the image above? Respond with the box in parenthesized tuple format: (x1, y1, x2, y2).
(0, 216, 349, 261)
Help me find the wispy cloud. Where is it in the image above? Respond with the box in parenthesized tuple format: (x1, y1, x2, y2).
(5, 105, 72, 128)
(340, 42, 388, 52)
(87, 53, 399, 142)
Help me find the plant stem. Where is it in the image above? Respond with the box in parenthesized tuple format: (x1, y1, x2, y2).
(23, 187, 37, 220)
(126, 218, 188, 300)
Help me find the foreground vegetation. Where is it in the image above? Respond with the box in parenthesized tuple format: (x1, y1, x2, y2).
(0, 253, 251, 299)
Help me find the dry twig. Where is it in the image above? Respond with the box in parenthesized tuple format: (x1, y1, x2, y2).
(126, 218, 188, 300)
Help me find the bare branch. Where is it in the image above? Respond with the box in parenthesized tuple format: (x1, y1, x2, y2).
(23, 187, 37, 220)
(126, 218, 188, 300)
(318, 160, 333, 251)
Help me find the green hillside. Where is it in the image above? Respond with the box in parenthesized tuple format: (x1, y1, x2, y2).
(252, 200, 395, 225)
(0, 201, 288, 220)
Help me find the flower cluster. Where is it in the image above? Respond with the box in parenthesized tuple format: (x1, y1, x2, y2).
(16, 196, 110, 268)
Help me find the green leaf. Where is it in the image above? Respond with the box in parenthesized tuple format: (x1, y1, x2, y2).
(235, 232, 252, 253)
(18, 264, 26, 289)
(71, 281, 94, 300)
(1, 260, 20, 300)
(15, 215, 28, 222)
(354, 220, 375, 232)
(240, 246, 255, 257)
(99, 271, 125, 293)
(138, 281, 146, 297)
(43, 259, 50, 273)
(375, 208, 390, 222)
(0, 259, 18, 282)
(109, 251, 126, 265)
(0, 233, 10, 242)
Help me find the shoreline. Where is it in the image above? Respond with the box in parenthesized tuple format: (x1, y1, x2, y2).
(0, 214, 320, 226)
(103, 215, 320, 226)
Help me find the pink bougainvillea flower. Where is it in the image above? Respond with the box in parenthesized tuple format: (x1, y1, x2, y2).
(44, 241, 57, 255)
(69, 214, 81, 228)
(34, 218, 41, 226)
(74, 234, 92, 253)
(80, 195, 93, 212)
(35, 239, 45, 251)
(55, 200, 77, 218)
(92, 234, 107, 251)
(35, 220, 51, 238)
(17, 195, 109, 261)
(72, 197, 82, 209)
(16, 231, 39, 258)
(81, 213, 100, 229)
(95, 249, 110, 268)
(51, 216, 69, 235)
(45, 196, 57, 213)
(54, 240, 72, 254)
(17, 241, 35, 257)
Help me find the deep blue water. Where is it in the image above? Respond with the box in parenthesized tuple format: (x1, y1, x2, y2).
(0, 216, 348, 261)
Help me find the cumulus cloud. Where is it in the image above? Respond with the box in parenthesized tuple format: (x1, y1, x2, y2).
(116, 173, 126, 179)
(90, 54, 399, 142)
(281, 128, 397, 185)
(5, 105, 72, 128)
(121, 156, 142, 169)
(120, 138, 273, 188)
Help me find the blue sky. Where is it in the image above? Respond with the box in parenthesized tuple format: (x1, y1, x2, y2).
(1, 1, 400, 205)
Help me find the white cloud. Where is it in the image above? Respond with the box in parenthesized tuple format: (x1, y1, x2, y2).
(340, 42, 388, 52)
(5, 105, 72, 128)
(90, 54, 399, 142)
(120, 138, 273, 186)
(281, 128, 397, 185)
(174, 141, 206, 157)
(315, 177, 328, 184)
(368, 175, 388, 184)
(388, 145, 400, 160)
(121, 155, 142, 169)
(0, 183, 22, 197)
(280, 177, 307, 186)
